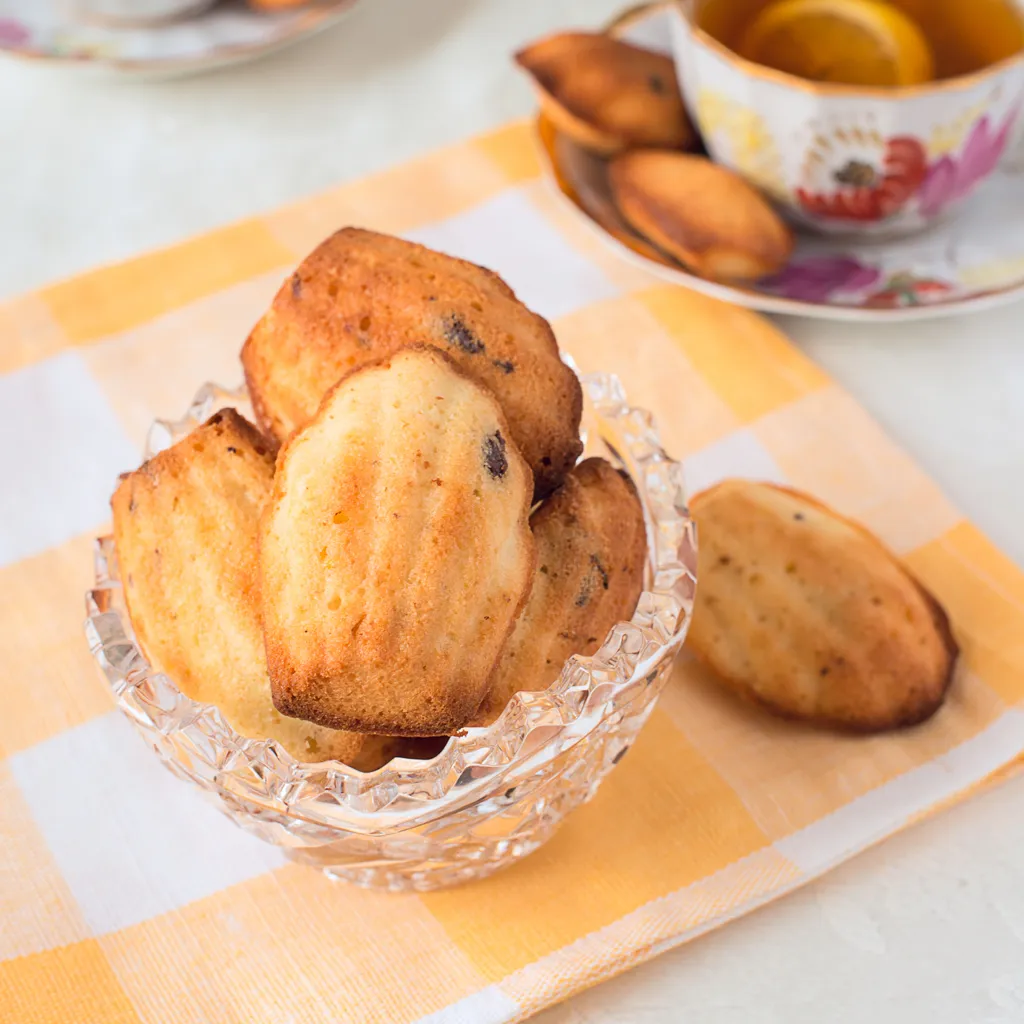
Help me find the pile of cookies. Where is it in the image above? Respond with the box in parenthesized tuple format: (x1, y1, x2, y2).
(516, 32, 794, 282)
(112, 229, 648, 771)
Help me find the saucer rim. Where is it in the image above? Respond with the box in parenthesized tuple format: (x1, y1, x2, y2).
(0, 0, 362, 76)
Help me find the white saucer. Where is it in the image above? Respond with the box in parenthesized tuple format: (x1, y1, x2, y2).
(0, 0, 362, 77)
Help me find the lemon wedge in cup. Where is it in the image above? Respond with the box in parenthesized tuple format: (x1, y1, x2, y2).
(737, 0, 935, 86)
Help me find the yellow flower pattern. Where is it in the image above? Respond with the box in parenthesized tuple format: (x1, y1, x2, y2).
(51, 31, 119, 60)
(928, 98, 992, 158)
(958, 256, 1024, 291)
(694, 90, 788, 200)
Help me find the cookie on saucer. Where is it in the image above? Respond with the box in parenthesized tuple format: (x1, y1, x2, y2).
(516, 32, 695, 155)
(608, 151, 793, 281)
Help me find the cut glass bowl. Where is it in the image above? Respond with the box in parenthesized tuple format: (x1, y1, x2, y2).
(85, 370, 697, 892)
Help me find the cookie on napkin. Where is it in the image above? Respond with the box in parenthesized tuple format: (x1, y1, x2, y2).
(687, 479, 958, 731)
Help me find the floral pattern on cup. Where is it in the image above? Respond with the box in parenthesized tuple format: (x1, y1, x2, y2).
(695, 90, 788, 200)
(794, 107, 1020, 225)
(918, 110, 1019, 217)
(797, 134, 929, 222)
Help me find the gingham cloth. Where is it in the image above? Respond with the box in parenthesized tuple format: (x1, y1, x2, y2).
(1, 122, 1022, 1024)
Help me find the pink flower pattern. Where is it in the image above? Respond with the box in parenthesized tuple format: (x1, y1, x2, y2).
(918, 110, 1019, 218)
(762, 257, 963, 308)
(766, 107, 1020, 306)
(760, 256, 881, 303)
(0, 19, 29, 48)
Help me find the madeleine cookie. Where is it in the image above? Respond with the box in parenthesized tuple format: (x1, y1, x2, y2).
(687, 480, 958, 731)
(241, 228, 582, 499)
(516, 32, 695, 156)
(111, 409, 376, 766)
(473, 458, 647, 726)
(608, 151, 794, 281)
(261, 347, 536, 737)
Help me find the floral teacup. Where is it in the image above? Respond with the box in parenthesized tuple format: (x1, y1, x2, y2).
(670, 0, 1024, 237)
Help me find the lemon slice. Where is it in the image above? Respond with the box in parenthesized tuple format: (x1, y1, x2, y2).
(737, 0, 935, 86)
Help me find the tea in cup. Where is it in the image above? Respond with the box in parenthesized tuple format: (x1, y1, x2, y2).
(670, 0, 1024, 235)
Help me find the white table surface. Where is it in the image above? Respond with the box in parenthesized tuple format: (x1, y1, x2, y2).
(2, 1, 1022, 1021)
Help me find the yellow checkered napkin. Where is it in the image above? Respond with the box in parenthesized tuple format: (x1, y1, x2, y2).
(1, 122, 1022, 1024)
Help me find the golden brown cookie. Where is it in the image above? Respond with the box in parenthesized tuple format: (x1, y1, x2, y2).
(608, 151, 794, 282)
(241, 227, 582, 500)
(261, 347, 536, 737)
(516, 32, 695, 156)
(687, 480, 959, 732)
(473, 457, 647, 726)
(111, 409, 377, 766)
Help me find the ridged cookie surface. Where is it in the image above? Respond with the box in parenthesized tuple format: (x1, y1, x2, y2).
(608, 151, 793, 282)
(261, 347, 536, 736)
(516, 32, 695, 155)
(111, 409, 375, 765)
(241, 227, 582, 499)
(687, 480, 958, 731)
(473, 457, 647, 726)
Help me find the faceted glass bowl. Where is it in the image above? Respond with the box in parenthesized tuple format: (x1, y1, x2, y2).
(85, 369, 697, 892)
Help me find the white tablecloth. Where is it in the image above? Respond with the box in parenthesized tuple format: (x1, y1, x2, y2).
(2, 2, 1022, 1020)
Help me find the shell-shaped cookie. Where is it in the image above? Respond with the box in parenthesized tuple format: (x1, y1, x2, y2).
(261, 347, 536, 736)
(687, 480, 958, 732)
(516, 32, 695, 155)
(608, 151, 793, 281)
(111, 409, 376, 765)
(473, 457, 647, 726)
(241, 227, 583, 499)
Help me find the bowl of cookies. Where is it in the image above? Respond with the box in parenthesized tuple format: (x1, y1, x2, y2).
(85, 228, 696, 893)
